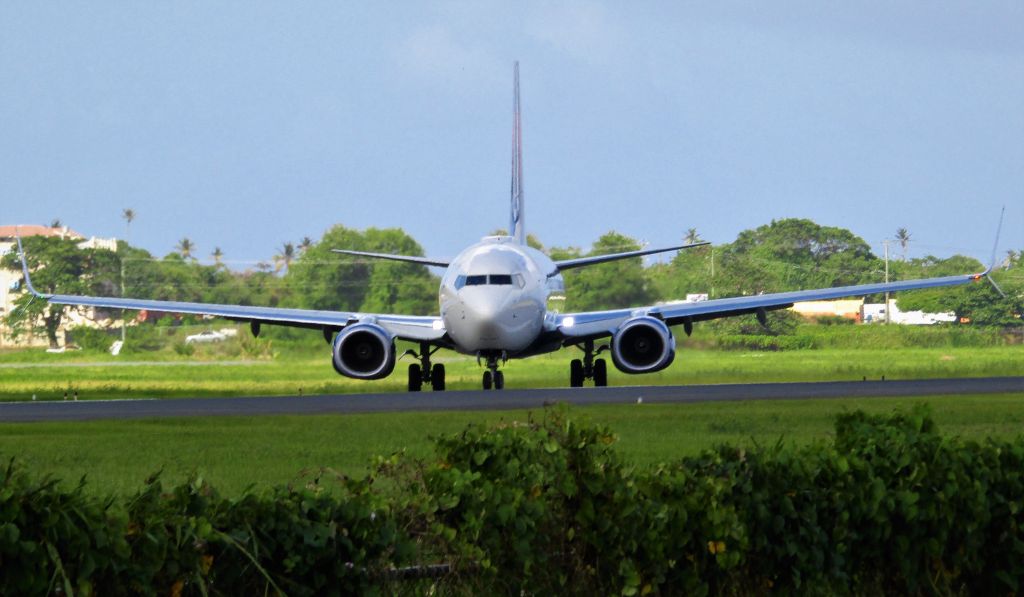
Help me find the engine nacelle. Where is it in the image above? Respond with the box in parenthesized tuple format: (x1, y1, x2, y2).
(610, 316, 676, 374)
(331, 323, 396, 380)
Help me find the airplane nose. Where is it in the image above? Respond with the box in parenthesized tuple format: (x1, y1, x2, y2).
(463, 295, 502, 338)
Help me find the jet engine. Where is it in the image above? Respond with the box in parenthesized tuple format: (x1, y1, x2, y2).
(610, 316, 676, 374)
(331, 323, 396, 380)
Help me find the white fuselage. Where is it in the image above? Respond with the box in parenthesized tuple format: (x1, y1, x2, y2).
(439, 236, 558, 355)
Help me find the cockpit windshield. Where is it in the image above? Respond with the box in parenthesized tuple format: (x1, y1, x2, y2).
(455, 274, 525, 289)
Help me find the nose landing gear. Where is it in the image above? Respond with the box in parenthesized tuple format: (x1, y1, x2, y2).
(405, 343, 445, 392)
(569, 339, 609, 387)
(478, 352, 506, 390)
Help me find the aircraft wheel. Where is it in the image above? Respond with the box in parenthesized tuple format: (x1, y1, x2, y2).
(570, 359, 584, 388)
(482, 370, 492, 390)
(408, 364, 422, 392)
(494, 371, 505, 390)
(431, 364, 446, 391)
(594, 358, 608, 387)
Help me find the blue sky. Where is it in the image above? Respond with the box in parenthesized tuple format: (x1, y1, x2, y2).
(2, 2, 1021, 266)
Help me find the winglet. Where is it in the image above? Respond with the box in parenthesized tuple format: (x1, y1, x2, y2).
(980, 206, 1006, 297)
(986, 206, 1005, 274)
(14, 228, 49, 298)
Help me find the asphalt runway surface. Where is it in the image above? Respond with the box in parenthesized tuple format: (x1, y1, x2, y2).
(1, 377, 1021, 423)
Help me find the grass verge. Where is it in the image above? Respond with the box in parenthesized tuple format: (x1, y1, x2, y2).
(1, 392, 1021, 496)
(1, 346, 1021, 401)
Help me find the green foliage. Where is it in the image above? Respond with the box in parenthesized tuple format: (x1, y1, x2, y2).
(896, 255, 1023, 327)
(557, 231, 653, 311)
(285, 225, 437, 315)
(1, 407, 1024, 593)
(0, 236, 120, 347)
(67, 326, 116, 352)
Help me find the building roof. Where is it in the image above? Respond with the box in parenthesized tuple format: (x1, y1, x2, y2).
(0, 225, 83, 240)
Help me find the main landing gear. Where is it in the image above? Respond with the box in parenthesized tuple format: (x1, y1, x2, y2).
(406, 342, 445, 392)
(569, 339, 608, 388)
(479, 352, 506, 390)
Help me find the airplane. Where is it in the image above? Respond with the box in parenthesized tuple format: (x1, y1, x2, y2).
(15, 62, 1003, 392)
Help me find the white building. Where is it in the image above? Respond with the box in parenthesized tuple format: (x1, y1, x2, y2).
(862, 300, 956, 325)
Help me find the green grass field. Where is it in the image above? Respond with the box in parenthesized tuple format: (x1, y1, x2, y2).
(1, 393, 1021, 496)
(2, 326, 1020, 496)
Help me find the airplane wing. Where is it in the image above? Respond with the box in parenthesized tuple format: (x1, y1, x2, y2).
(330, 249, 450, 268)
(554, 270, 990, 342)
(15, 236, 447, 343)
(551, 242, 709, 273)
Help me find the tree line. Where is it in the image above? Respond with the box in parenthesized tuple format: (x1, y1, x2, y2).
(3, 219, 1021, 346)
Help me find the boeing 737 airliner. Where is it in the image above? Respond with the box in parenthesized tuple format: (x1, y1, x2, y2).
(16, 63, 1000, 392)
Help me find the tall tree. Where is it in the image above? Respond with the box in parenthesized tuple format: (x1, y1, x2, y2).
(561, 231, 652, 311)
(684, 228, 702, 245)
(286, 225, 436, 314)
(176, 238, 195, 260)
(895, 227, 911, 261)
(122, 208, 135, 243)
(212, 247, 224, 266)
(298, 236, 313, 253)
(273, 242, 296, 274)
(1, 236, 120, 347)
(717, 218, 879, 295)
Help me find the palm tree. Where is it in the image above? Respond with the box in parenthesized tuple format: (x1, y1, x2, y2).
(50, 218, 62, 229)
(684, 228, 702, 245)
(1002, 249, 1019, 271)
(895, 227, 911, 261)
(274, 242, 296, 274)
(122, 208, 135, 244)
(176, 238, 195, 260)
(212, 247, 224, 266)
(298, 236, 313, 253)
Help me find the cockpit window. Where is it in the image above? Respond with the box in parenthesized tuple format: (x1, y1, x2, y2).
(454, 273, 523, 289)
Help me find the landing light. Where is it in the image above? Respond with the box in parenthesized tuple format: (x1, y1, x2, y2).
(432, 320, 444, 330)
(562, 316, 575, 328)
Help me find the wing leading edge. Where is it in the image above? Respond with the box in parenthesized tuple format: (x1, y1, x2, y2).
(15, 234, 447, 343)
(556, 269, 990, 341)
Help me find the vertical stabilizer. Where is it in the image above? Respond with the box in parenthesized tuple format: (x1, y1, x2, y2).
(510, 61, 525, 244)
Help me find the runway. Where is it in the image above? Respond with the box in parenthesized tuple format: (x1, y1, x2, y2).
(1, 376, 1021, 423)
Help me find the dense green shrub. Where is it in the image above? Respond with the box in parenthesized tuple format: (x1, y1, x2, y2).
(1, 406, 1022, 594)
(66, 326, 116, 352)
(715, 334, 816, 351)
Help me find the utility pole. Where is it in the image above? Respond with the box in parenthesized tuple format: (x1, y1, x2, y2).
(120, 258, 126, 344)
(710, 246, 715, 299)
(883, 240, 891, 324)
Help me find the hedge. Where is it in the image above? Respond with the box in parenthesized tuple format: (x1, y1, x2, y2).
(2, 405, 1022, 595)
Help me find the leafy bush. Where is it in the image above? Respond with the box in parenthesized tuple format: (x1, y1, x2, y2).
(813, 314, 856, 325)
(716, 334, 816, 351)
(2, 406, 1022, 594)
(67, 326, 116, 352)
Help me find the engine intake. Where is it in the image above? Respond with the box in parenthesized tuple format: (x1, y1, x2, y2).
(331, 323, 396, 380)
(610, 316, 675, 374)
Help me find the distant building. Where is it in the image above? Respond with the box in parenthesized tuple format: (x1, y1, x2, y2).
(862, 300, 956, 325)
(790, 299, 864, 323)
(0, 225, 120, 348)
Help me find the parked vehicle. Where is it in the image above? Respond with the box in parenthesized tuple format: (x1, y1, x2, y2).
(184, 331, 226, 345)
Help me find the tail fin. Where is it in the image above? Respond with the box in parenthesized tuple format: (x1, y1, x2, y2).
(510, 61, 525, 245)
